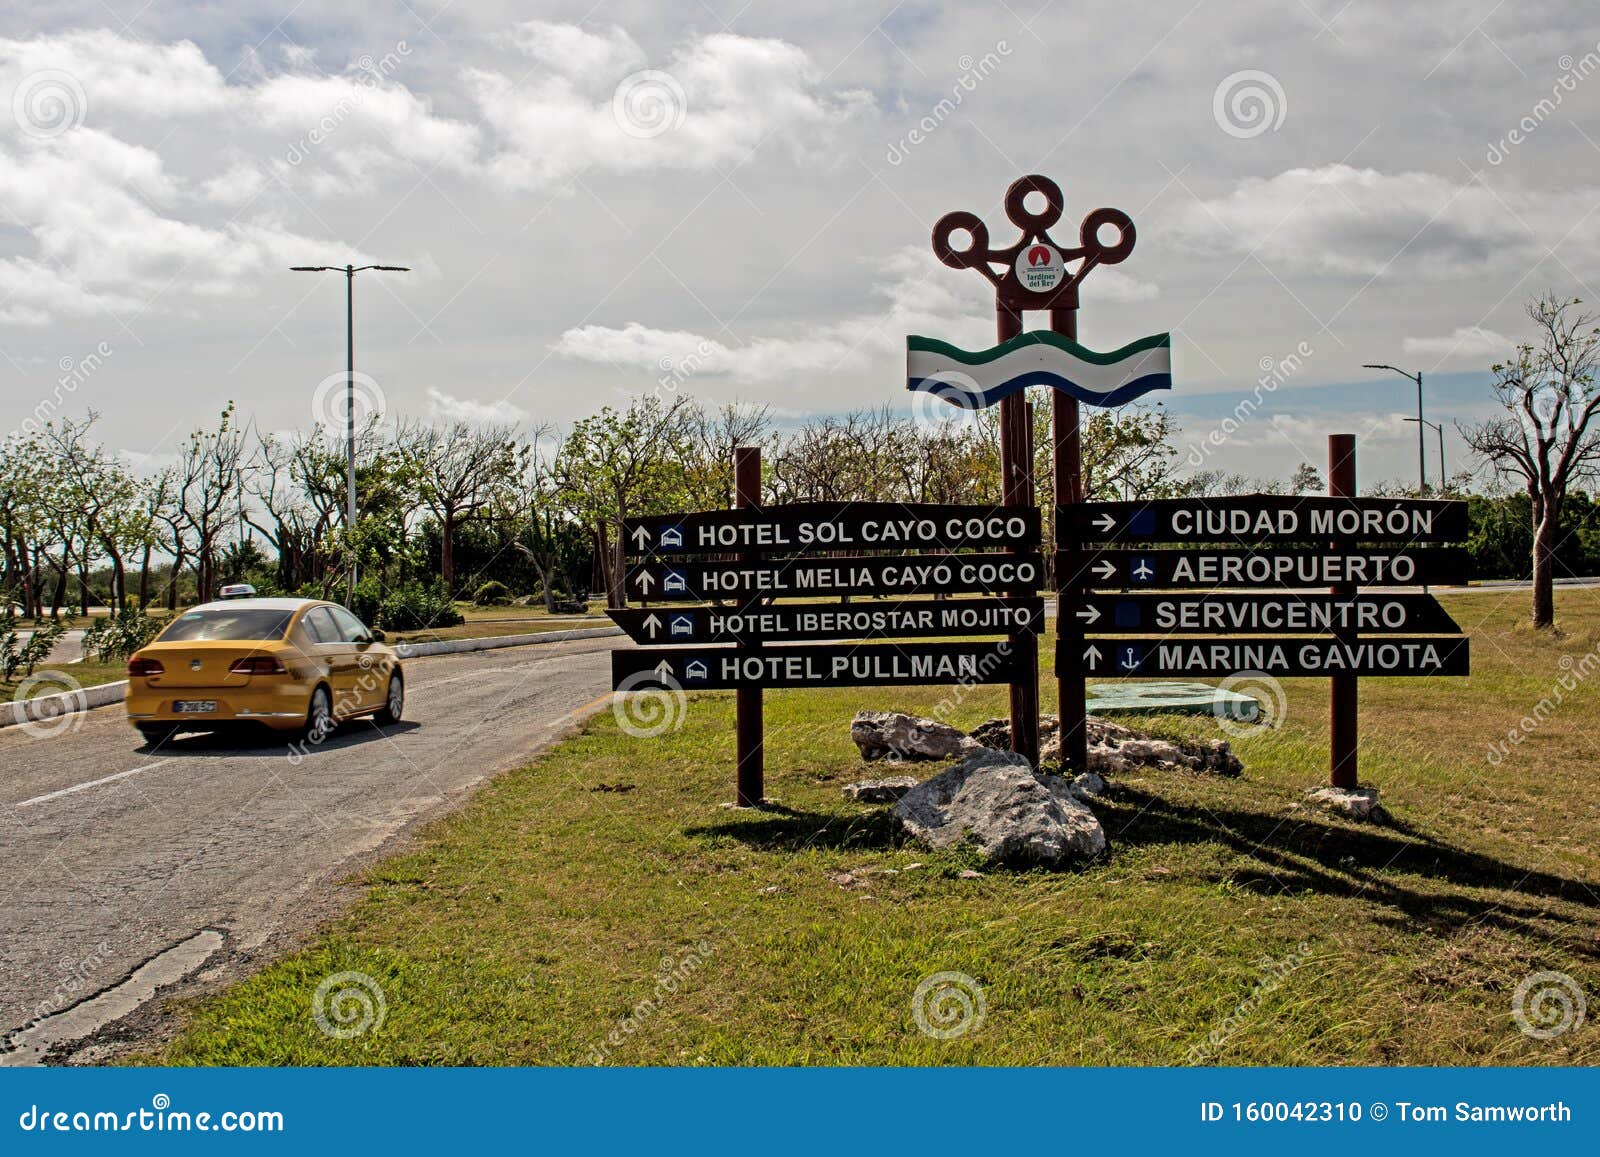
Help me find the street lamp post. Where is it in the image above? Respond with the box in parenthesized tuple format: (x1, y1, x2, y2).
(1406, 417, 1446, 493)
(291, 263, 409, 600)
(1362, 363, 1427, 495)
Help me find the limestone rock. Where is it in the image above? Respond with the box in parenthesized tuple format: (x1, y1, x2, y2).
(892, 748, 1106, 867)
(851, 710, 981, 762)
(1305, 785, 1386, 823)
(977, 714, 1241, 776)
(842, 776, 920, 802)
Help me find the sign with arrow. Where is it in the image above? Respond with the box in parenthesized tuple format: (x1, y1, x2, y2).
(607, 597, 1044, 646)
(1063, 496, 1469, 545)
(1068, 592, 1462, 635)
(615, 641, 1024, 690)
(1061, 636, 1470, 678)
(626, 553, 1044, 601)
(1062, 547, 1471, 590)
(622, 503, 1040, 557)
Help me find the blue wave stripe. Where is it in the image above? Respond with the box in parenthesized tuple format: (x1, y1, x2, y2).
(908, 370, 1172, 410)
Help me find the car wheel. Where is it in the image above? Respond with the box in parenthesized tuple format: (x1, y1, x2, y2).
(303, 685, 335, 741)
(375, 672, 403, 725)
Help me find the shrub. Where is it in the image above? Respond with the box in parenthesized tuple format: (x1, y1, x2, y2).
(1, 615, 68, 682)
(81, 609, 160, 664)
(378, 582, 464, 631)
(473, 580, 512, 606)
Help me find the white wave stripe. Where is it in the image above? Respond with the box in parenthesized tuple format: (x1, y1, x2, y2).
(908, 342, 1170, 402)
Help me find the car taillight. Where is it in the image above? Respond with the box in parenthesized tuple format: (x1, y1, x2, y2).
(128, 657, 164, 677)
(229, 656, 287, 675)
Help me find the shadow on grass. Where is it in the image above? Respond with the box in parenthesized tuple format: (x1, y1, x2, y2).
(1102, 785, 1600, 953)
(685, 802, 903, 855)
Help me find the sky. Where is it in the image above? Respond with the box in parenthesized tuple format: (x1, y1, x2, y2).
(4, 0, 1600, 491)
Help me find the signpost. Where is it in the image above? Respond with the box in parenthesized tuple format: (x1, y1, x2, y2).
(609, 455, 1045, 804)
(1058, 435, 1471, 790)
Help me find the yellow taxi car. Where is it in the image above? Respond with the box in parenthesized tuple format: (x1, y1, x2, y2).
(125, 597, 403, 744)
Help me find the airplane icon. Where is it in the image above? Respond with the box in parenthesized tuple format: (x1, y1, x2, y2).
(1130, 556, 1155, 582)
(684, 660, 709, 681)
(659, 526, 684, 549)
(670, 614, 694, 637)
(663, 571, 689, 594)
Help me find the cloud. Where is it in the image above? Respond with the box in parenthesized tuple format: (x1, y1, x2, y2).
(1403, 325, 1512, 362)
(0, 29, 230, 120)
(425, 387, 526, 425)
(470, 24, 871, 189)
(1166, 164, 1600, 278)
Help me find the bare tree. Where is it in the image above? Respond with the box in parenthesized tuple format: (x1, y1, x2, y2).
(404, 419, 524, 596)
(1462, 293, 1600, 627)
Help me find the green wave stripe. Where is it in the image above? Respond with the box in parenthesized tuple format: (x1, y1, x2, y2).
(908, 330, 1170, 367)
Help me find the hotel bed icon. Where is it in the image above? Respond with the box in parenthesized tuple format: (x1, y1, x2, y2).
(684, 660, 709, 681)
(659, 526, 684, 549)
(663, 570, 689, 594)
(670, 614, 694, 637)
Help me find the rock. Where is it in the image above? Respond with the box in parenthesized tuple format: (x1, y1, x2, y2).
(958, 869, 986, 879)
(842, 776, 920, 802)
(851, 710, 981, 762)
(982, 714, 1242, 776)
(1068, 771, 1108, 801)
(1305, 785, 1387, 823)
(892, 748, 1107, 867)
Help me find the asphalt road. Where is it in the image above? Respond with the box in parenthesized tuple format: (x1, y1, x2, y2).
(0, 635, 618, 1062)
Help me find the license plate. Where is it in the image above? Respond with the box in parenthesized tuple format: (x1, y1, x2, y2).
(173, 700, 217, 714)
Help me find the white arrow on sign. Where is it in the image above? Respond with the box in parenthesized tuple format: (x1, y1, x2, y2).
(653, 660, 672, 677)
(1075, 605, 1101, 625)
(1092, 513, 1116, 532)
(643, 613, 662, 638)
(1092, 560, 1117, 580)
(636, 570, 656, 593)
(1083, 644, 1102, 666)
(630, 526, 651, 549)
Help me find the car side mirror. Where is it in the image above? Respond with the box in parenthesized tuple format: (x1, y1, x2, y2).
(368, 628, 386, 643)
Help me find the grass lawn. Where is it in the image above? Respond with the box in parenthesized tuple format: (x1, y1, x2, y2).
(147, 587, 1600, 1066)
(3, 659, 127, 700)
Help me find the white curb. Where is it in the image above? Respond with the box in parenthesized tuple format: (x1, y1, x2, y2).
(0, 626, 623, 729)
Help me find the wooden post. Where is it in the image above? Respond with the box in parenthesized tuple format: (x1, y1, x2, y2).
(1051, 305, 1089, 776)
(734, 446, 764, 806)
(997, 305, 1041, 766)
(1328, 434, 1359, 788)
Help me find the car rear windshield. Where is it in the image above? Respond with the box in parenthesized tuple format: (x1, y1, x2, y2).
(157, 608, 295, 642)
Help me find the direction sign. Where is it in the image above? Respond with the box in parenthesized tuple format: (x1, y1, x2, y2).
(626, 552, 1044, 601)
(623, 502, 1040, 557)
(1063, 496, 1469, 545)
(1066, 593, 1462, 635)
(607, 597, 1044, 646)
(614, 641, 1024, 690)
(1062, 547, 1470, 590)
(1061, 636, 1470, 678)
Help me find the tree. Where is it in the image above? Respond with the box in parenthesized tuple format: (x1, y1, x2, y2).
(1462, 293, 1600, 627)
(404, 419, 524, 596)
(176, 403, 248, 605)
